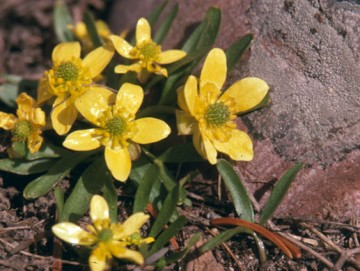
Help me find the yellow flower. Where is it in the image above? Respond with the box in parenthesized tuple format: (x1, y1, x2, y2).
(63, 83, 171, 181)
(176, 48, 269, 164)
(37, 42, 114, 135)
(110, 18, 186, 77)
(52, 195, 154, 271)
(0, 93, 45, 153)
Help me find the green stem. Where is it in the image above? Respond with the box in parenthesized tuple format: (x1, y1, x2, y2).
(137, 105, 175, 118)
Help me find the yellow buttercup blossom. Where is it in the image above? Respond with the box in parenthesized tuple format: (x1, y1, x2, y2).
(110, 18, 186, 77)
(176, 48, 269, 164)
(37, 42, 114, 135)
(52, 195, 154, 271)
(63, 83, 171, 181)
(0, 93, 45, 153)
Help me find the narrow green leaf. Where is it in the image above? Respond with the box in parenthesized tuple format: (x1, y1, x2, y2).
(129, 154, 152, 185)
(0, 158, 56, 175)
(149, 184, 180, 238)
(160, 233, 201, 265)
(147, 0, 169, 26)
(0, 74, 22, 107)
(25, 142, 69, 160)
(60, 157, 109, 222)
(103, 173, 117, 222)
(149, 216, 187, 255)
(83, 11, 102, 47)
(260, 163, 303, 225)
(153, 4, 179, 44)
(133, 163, 160, 213)
(158, 163, 177, 191)
(54, 187, 64, 220)
(158, 143, 203, 163)
(216, 159, 254, 222)
(226, 34, 253, 72)
(23, 151, 92, 199)
(197, 227, 243, 255)
(53, 0, 74, 42)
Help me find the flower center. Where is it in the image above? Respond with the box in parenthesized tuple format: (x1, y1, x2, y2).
(56, 61, 79, 81)
(106, 116, 127, 136)
(204, 102, 230, 126)
(98, 229, 113, 243)
(128, 232, 142, 244)
(139, 42, 161, 60)
(12, 120, 31, 141)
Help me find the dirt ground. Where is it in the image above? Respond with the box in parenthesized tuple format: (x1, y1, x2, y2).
(0, 1, 359, 270)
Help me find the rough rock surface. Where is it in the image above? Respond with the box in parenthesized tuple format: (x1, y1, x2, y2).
(110, 0, 360, 220)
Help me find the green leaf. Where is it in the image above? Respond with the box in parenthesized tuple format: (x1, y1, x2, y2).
(23, 151, 92, 199)
(0, 74, 22, 107)
(216, 159, 254, 222)
(103, 173, 117, 223)
(54, 187, 64, 219)
(60, 157, 109, 222)
(53, 0, 74, 42)
(158, 143, 203, 163)
(0, 158, 56, 175)
(226, 34, 253, 72)
(83, 11, 102, 47)
(129, 154, 152, 185)
(197, 227, 243, 255)
(147, 0, 169, 27)
(153, 4, 179, 44)
(25, 142, 69, 160)
(133, 163, 160, 213)
(149, 184, 180, 238)
(259, 163, 303, 225)
(149, 215, 187, 255)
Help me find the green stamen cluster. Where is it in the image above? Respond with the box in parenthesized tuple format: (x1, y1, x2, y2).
(12, 120, 31, 141)
(204, 102, 230, 126)
(56, 61, 79, 81)
(140, 42, 161, 60)
(98, 229, 113, 243)
(106, 117, 127, 136)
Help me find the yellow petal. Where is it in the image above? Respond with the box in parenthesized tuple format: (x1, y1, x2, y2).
(63, 129, 101, 151)
(90, 195, 110, 224)
(33, 108, 46, 126)
(213, 129, 253, 161)
(132, 118, 170, 144)
(105, 146, 131, 182)
(136, 18, 151, 45)
(184, 75, 198, 116)
(52, 42, 81, 63)
(110, 35, 137, 59)
(89, 244, 111, 271)
(122, 213, 150, 236)
(16, 92, 35, 120)
(52, 222, 96, 246)
(37, 78, 53, 105)
(116, 83, 143, 115)
(220, 77, 269, 113)
(200, 48, 226, 90)
(175, 110, 196, 135)
(108, 243, 144, 265)
(75, 86, 115, 126)
(192, 128, 207, 160)
(28, 132, 43, 154)
(51, 97, 77, 135)
(155, 50, 186, 64)
(83, 45, 114, 78)
(176, 87, 188, 111)
(114, 63, 142, 74)
(0, 112, 17, 130)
